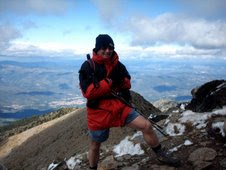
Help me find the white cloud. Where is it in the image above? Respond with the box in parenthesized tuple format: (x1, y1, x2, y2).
(0, 0, 71, 15)
(0, 24, 21, 50)
(126, 13, 226, 50)
(2, 41, 89, 57)
(91, 0, 122, 25)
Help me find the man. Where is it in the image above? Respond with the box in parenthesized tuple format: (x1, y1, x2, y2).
(79, 34, 180, 169)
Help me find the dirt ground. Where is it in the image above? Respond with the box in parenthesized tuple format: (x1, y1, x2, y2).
(0, 108, 135, 170)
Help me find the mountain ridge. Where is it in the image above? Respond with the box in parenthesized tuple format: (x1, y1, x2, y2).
(0, 83, 225, 170)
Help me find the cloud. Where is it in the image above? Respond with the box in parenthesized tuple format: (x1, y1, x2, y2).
(125, 13, 226, 50)
(118, 44, 221, 60)
(179, 0, 226, 19)
(0, 24, 22, 50)
(22, 20, 38, 30)
(1, 41, 82, 58)
(91, 0, 122, 25)
(0, 0, 71, 16)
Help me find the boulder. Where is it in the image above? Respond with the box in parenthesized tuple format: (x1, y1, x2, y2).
(188, 147, 217, 169)
(186, 80, 226, 112)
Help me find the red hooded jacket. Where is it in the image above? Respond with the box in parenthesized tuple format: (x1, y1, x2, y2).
(79, 51, 132, 130)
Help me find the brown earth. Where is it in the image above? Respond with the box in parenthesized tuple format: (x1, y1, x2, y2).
(0, 108, 225, 170)
(0, 108, 135, 170)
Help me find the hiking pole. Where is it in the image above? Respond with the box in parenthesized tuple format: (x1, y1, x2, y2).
(111, 91, 168, 137)
(111, 90, 163, 130)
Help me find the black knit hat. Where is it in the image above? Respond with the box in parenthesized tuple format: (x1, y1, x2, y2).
(94, 34, 114, 52)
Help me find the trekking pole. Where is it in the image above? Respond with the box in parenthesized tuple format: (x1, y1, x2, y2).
(111, 91, 168, 137)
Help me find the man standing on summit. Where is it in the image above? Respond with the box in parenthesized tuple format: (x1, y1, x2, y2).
(79, 34, 180, 169)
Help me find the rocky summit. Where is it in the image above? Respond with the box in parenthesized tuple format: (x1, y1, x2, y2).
(0, 80, 226, 170)
(186, 79, 226, 112)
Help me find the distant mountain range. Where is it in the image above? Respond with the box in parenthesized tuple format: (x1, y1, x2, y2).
(0, 57, 226, 125)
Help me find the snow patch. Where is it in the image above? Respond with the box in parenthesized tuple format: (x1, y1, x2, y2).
(165, 123, 185, 136)
(113, 136, 144, 157)
(169, 144, 183, 152)
(212, 121, 225, 137)
(169, 139, 193, 152)
(184, 140, 193, 145)
(48, 162, 59, 170)
(179, 107, 226, 129)
(66, 156, 81, 169)
(180, 104, 186, 110)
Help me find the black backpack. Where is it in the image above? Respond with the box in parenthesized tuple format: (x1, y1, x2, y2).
(86, 54, 99, 88)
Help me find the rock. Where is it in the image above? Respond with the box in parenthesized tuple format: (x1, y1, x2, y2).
(150, 164, 176, 170)
(114, 154, 132, 162)
(188, 147, 217, 162)
(130, 90, 162, 119)
(206, 116, 226, 142)
(188, 147, 217, 169)
(153, 99, 178, 112)
(224, 119, 226, 135)
(99, 155, 120, 170)
(0, 163, 7, 170)
(186, 80, 226, 112)
(193, 161, 212, 170)
(121, 164, 140, 170)
(220, 158, 226, 168)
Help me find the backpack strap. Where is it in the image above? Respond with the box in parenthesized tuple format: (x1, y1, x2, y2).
(87, 54, 96, 73)
(86, 54, 99, 88)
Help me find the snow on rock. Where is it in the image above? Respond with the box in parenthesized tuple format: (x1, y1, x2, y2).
(113, 136, 144, 157)
(184, 140, 193, 145)
(48, 162, 59, 170)
(212, 122, 225, 137)
(179, 107, 226, 129)
(48, 156, 81, 170)
(169, 139, 193, 152)
(131, 131, 142, 140)
(179, 110, 209, 129)
(180, 103, 186, 110)
(169, 144, 183, 152)
(212, 106, 226, 115)
(66, 156, 81, 169)
(153, 99, 177, 112)
(165, 123, 185, 136)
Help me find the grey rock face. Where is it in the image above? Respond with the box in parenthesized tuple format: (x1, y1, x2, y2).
(186, 80, 226, 112)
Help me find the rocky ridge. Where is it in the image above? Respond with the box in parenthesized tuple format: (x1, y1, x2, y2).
(0, 80, 225, 170)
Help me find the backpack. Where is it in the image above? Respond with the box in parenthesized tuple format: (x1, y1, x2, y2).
(86, 54, 99, 88)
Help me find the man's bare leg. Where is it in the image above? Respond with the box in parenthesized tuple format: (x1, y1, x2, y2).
(88, 141, 101, 169)
(127, 115, 159, 147)
(127, 115, 181, 166)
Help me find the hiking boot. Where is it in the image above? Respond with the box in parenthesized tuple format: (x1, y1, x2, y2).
(155, 147, 181, 167)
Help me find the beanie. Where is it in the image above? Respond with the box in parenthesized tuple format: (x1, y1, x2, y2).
(94, 34, 114, 52)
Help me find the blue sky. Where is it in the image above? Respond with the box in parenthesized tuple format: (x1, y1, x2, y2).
(0, 0, 226, 59)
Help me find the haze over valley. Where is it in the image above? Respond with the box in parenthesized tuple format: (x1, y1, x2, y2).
(1, 56, 226, 125)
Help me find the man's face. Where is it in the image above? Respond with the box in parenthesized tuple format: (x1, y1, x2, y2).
(97, 46, 114, 59)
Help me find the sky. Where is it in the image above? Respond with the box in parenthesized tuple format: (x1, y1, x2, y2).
(0, 0, 226, 59)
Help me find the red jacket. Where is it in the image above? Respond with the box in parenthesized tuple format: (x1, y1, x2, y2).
(79, 51, 132, 130)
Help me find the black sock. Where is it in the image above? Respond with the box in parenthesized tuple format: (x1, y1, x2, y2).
(89, 165, 97, 170)
(152, 144, 162, 153)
